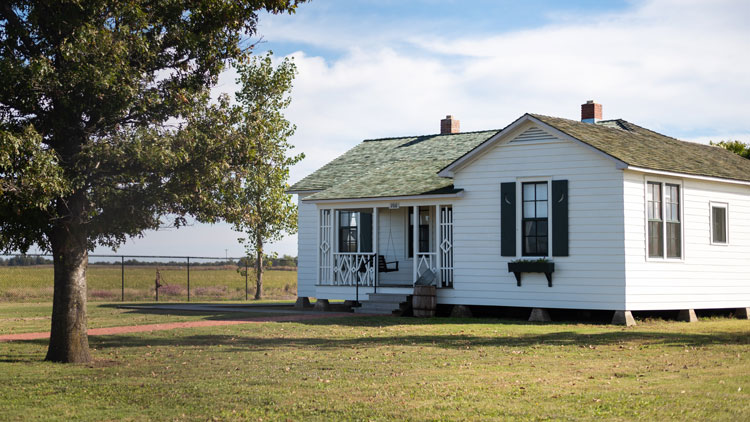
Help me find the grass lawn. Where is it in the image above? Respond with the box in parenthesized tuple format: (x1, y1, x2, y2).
(0, 302, 295, 336)
(0, 265, 297, 302)
(1, 306, 748, 421)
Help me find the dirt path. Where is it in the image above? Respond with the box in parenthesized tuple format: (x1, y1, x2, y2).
(0, 312, 356, 342)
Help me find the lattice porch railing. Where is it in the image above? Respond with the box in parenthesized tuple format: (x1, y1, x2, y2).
(439, 206, 454, 288)
(332, 253, 376, 286)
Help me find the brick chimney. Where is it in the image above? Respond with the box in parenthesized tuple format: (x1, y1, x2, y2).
(581, 100, 602, 124)
(440, 115, 460, 134)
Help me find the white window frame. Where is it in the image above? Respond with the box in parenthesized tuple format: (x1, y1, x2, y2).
(515, 176, 552, 258)
(643, 178, 684, 262)
(337, 210, 360, 253)
(709, 202, 729, 245)
(336, 209, 374, 254)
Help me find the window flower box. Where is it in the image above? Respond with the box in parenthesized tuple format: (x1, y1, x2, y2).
(508, 259, 555, 287)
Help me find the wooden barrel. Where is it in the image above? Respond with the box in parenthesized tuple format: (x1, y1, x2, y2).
(412, 285, 436, 317)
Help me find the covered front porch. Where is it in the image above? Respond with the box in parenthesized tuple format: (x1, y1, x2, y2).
(316, 203, 454, 291)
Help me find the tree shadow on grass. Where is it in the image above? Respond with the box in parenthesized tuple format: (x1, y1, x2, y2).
(0, 356, 40, 363)
(78, 325, 748, 353)
(7, 316, 747, 364)
(100, 305, 297, 321)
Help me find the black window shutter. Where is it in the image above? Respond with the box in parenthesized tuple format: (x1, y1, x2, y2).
(500, 182, 516, 256)
(360, 212, 373, 253)
(552, 180, 569, 256)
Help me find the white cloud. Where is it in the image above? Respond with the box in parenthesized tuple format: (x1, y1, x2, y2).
(102, 0, 750, 258)
(257, 0, 750, 143)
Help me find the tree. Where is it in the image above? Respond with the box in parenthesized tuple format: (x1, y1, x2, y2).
(0, 1, 305, 363)
(231, 53, 302, 300)
(711, 140, 750, 159)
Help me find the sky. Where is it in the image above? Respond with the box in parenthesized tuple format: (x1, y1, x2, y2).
(87, 0, 750, 259)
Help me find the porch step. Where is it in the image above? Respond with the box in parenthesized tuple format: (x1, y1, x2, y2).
(367, 293, 409, 303)
(354, 293, 411, 315)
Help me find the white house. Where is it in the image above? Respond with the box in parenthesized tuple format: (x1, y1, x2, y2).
(288, 101, 750, 325)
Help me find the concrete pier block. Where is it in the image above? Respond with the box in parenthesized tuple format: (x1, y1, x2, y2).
(735, 308, 750, 319)
(313, 299, 330, 312)
(677, 309, 698, 322)
(343, 300, 360, 310)
(528, 308, 552, 322)
(450, 305, 473, 318)
(294, 297, 312, 309)
(612, 310, 636, 326)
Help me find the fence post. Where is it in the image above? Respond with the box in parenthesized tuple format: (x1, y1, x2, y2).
(187, 256, 190, 302)
(121, 256, 124, 302)
(245, 258, 249, 301)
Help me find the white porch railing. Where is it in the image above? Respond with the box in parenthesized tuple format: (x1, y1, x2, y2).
(332, 253, 376, 286)
(416, 252, 437, 280)
(439, 205, 454, 288)
(319, 209, 332, 283)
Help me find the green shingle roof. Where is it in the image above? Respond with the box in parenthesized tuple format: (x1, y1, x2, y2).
(289, 130, 499, 200)
(293, 113, 750, 201)
(530, 114, 750, 183)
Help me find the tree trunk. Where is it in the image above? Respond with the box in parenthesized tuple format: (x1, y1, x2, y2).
(45, 197, 91, 363)
(254, 235, 263, 300)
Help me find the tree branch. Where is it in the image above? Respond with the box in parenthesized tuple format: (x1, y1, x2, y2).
(0, 3, 41, 57)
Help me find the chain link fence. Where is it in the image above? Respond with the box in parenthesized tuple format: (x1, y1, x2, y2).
(0, 254, 297, 302)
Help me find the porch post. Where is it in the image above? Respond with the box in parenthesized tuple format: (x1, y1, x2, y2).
(315, 206, 320, 285)
(373, 207, 378, 289)
(435, 204, 441, 287)
(333, 209, 338, 284)
(413, 205, 418, 285)
(333, 209, 338, 252)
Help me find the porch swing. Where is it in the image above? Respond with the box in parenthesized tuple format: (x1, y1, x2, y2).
(378, 209, 399, 273)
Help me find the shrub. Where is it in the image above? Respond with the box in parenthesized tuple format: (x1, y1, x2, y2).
(89, 289, 118, 300)
(157, 284, 186, 296)
(193, 286, 228, 297)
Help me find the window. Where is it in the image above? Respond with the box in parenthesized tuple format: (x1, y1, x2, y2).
(647, 182, 663, 257)
(338, 211, 373, 253)
(665, 184, 681, 258)
(408, 207, 430, 257)
(646, 181, 681, 259)
(500, 179, 568, 258)
(339, 211, 358, 252)
(711, 203, 728, 244)
(522, 182, 548, 256)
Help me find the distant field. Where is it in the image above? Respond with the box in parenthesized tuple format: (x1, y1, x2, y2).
(0, 265, 297, 302)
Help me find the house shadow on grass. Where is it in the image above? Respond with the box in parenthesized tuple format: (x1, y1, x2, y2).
(84, 304, 750, 352)
(76, 323, 749, 353)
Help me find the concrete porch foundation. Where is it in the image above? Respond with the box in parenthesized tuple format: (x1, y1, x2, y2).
(450, 305, 473, 318)
(612, 310, 636, 326)
(294, 297, 312, 309)
(528, 308, 551, 322)
(677, 309, 698, 322)
(313, 299, 330, 312)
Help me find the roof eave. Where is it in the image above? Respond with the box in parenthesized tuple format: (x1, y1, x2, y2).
(622, 165, 750, 186)
(286, 189, 323, 195)
(302, 190, 465, 204)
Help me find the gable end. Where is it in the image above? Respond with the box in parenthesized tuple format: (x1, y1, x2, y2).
(510, 126, 558, 143)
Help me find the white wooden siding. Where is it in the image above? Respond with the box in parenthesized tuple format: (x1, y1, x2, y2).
(296, 193, 317, 297)
(445, 122, 627, 310)
(623, 171, 750, 310)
